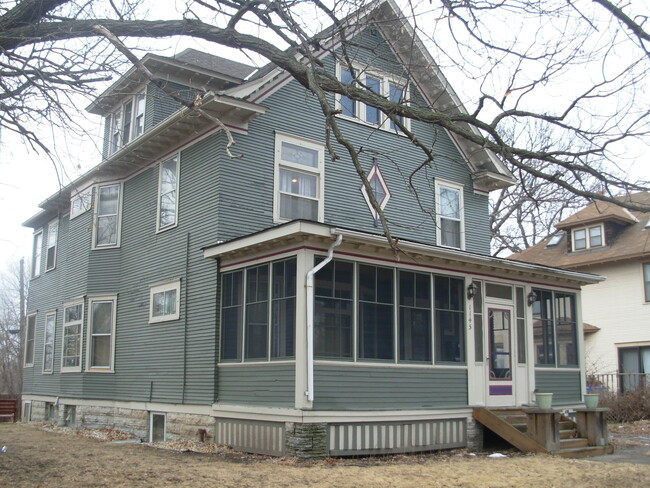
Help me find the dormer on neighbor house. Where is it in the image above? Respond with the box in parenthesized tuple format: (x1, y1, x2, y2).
(86, 49, 257, 159)
(510, 191, 650, 386)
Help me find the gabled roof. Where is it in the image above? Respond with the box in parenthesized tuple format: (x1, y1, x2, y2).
(225, 0, 515, 191)
(509, 192, 650, 269)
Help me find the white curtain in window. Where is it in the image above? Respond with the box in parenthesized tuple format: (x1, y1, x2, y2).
(642, 348, 650, 378)
(280, 169, 316, 197)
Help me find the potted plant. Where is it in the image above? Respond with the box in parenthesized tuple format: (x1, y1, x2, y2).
(584, 393, 599, 409)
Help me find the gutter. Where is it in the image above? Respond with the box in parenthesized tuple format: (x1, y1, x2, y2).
(304, 231, 343, 403)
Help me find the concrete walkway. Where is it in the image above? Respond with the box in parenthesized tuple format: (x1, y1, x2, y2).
(586, 434, 650, 465)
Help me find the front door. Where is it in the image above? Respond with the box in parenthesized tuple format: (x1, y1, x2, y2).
(486, 307, 516, 406)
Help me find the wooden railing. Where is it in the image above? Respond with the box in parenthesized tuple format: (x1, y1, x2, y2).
(587, 373, 648, 394)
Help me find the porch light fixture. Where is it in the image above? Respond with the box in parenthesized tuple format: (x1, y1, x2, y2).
(466, 282, 478, 300)
(527, 290, 538, 306)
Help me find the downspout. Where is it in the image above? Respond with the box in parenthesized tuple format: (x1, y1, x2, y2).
(305, 231, 343, 403)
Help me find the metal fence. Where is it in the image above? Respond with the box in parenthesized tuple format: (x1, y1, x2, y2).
(586, 373, 648, 395)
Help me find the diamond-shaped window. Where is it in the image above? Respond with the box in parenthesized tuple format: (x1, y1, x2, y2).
(361, 160, 391, 226)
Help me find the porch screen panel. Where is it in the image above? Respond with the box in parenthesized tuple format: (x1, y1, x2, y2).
(358, 264, 394, 360)
(554, 293, 577, 366)
(398, 270, 431, 362)
(532, 290, 555, 365)
(245, 264, 269, 360)
(221, 271, 243, 361)
(515, 287, 526, 364)
(434, 275, 465, 363)
(271, 258, 296, 359)
(314, 258, 353, 359)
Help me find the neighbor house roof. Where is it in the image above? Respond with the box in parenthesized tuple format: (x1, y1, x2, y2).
(509, 192, 650, 269)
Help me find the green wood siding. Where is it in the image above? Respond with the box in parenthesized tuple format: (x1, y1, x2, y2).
(314, 365, 468, 410)
(217, 364, 295, 407)
(535, 369, 582, 404)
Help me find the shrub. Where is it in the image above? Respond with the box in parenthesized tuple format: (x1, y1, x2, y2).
(599, 387, 650, 423)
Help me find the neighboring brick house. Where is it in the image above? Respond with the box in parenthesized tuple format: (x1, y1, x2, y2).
(510, 192, 650, 391)
(21, 0, 601, 456)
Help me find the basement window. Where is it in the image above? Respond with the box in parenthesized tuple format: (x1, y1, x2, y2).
(149, 412, 166, 442)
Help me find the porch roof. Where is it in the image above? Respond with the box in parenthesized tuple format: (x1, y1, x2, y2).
(203, 220, 604, 287)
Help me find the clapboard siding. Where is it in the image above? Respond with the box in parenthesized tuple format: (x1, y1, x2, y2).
(217, 364, 295, 407)
(535, 369, 582, 404)
(314, 365, 468, 410)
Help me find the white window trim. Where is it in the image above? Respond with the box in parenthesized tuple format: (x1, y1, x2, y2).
(45, 219, 58, 272)
(335, 62, 411, 133)
(24, 312, 37, 367)
(61, 299, 84, 373)
(86, 295, 117, 373)
(149, 280, 181, 323)
(106, 89, 147, 156)
(434, 179, 465, 250)
(92, 182, 123, 250)
(70, 187, 93, 220)
(571, 223, 605, 252)
(273, 132, 325, 223)
(149, 412, 167, 442)
(42, 310, 56, 374)
(32, 229, 43, 278)
(156, 154, 180, 233)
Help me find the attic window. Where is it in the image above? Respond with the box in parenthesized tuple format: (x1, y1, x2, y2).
(361, 160, 390, 226)
(572, 224, 604, 251)
(546, 232, 564, 247)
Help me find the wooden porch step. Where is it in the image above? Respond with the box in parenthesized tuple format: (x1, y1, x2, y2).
(472, 408, 547, 454)
(560, 437, 589, 449)
(560, 428, 578, 439)
(553, 445, 615, 458)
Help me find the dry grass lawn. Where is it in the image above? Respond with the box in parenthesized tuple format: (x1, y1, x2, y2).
(1, 423, 649, 487)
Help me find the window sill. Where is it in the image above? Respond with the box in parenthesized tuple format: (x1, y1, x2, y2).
(92, 245, 121, 251)
(86, 368, 115, 374)
(335, 113, 410, 136)
(156, 222, 178, 234)
(149, 315, 180, 324)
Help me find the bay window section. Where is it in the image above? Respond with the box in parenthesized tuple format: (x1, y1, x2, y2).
(271, 259, 297, 359)
(43, 312, 56, 373)
(314, 259, 353, 359)
(399, 271, 431, 362)
(32, 231, 42, 278)
(87, 296, 116, 371)
(46, 220, 58, 271)
(157, 155, 179, 231)
(434, 275, 465, 363)
(94, 184, 122, 248)
(358, 264, 394, 361)
(275, 133, 324, 222)
(62, 302, 83, 372)
(220, 271, 243, 361)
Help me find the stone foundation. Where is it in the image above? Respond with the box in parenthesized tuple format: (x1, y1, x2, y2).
(466, 418, 484, 451)
(285, 422, 327, 460)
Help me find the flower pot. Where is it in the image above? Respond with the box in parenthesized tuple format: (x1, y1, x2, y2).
(536, 392, 553, 409)
(584, 393, 599, 409)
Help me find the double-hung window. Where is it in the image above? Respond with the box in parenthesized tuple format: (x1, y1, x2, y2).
(106, 91, 146, 155)
(32, 230, 43, 278)
(220, 257, 296, 362)
(435, 180, 464, 249)
(157, 155, 179, 231)
(93, 183, 122, 248)
(643, 263, 650, 303)
(87, 296, 117, 371)
(43, 311, 56, 373)
(149, 280, 181, 323)
(45, 220, 58, 271)
(62, 301, 83, 372)
(336, 63, 410, 132)
(572, 224, 604, 251)
(274, 133, 324, 222)
(24, 313, 36, 367)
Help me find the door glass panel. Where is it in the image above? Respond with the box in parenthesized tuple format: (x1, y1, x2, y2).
(489, 309, 511, 380)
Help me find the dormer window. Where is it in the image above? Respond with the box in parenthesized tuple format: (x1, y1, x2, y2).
(572, 224, 604, 251)
(106, 91, 146, 155)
